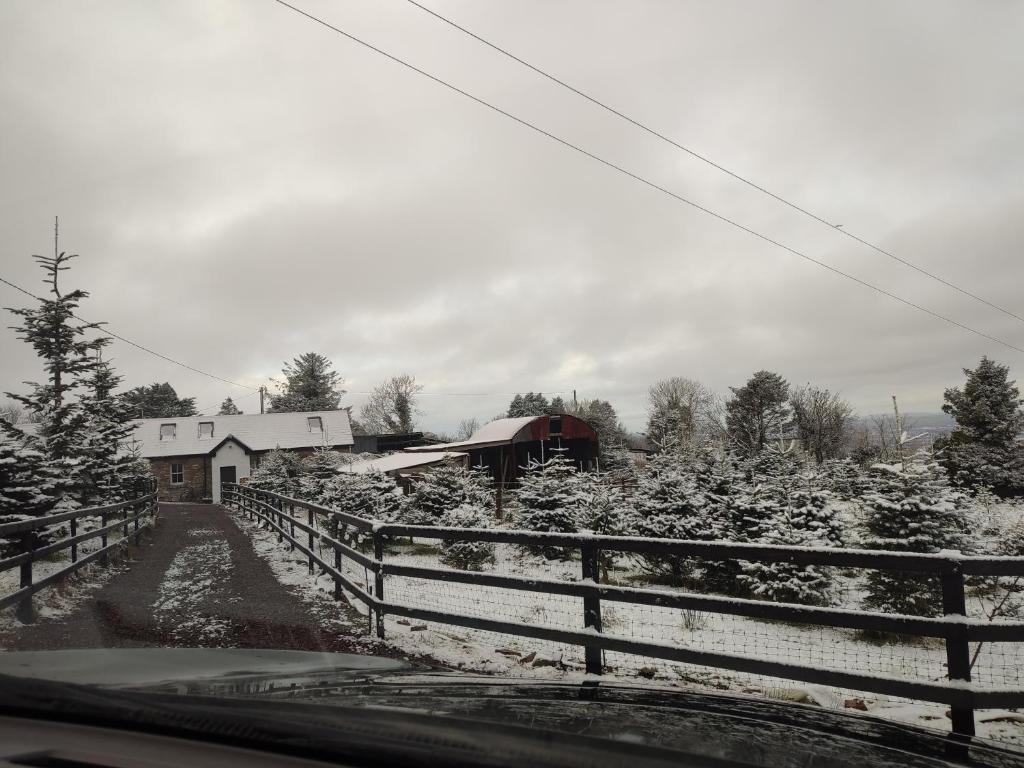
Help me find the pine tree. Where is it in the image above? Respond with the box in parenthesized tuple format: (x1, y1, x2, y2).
(249, 448, 307, 496)
(690, 449, 745, 593)
(725, 370, 791, 456)
(939, 357, 1024, 495)
(578, 482, 631, 580)
(6, 252, 108, 511)
(0, 421, 58, 556)
(407, 464, 493, 525)
(119, 382, 197, 418)
(269, 352, 344, 412)
(80, 361, 138, 504)
(516, 451, 585, 559)
(738, 507, 834, 605)
(218, 397, 242, 415)
(861, 454, 966, 616)
(301, 447, 344, 503)
(438, 503, 495, 571)
(628, 453, 709, 584)
(507, 392, 550, 418)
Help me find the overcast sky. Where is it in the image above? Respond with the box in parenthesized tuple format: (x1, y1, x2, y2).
(1, 1, 1022, 433)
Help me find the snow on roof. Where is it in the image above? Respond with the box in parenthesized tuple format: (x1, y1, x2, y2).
(128, 410, 354, 458)
(405, 416, 537, 453)
(341, 451, 468, 475)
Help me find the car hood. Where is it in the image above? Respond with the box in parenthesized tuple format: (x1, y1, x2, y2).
(0, 649, 1020, 768)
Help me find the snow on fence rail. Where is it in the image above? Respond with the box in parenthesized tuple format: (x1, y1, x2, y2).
(0, 480, 159, 622)
(222, 482, 1024, 739)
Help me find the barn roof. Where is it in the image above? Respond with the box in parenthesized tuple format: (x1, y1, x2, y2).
(128, 410, 354, 458)
(405, 415, 597, 453)
(340, 451, 468, 475)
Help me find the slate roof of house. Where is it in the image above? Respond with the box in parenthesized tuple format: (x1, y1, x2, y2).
(128, 410, 354, 458)
(340, 451, 469, 475)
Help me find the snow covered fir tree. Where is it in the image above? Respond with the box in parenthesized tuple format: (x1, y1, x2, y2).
(407, 464, 493, 525)
(515, 450, 586, 559)
(5, 251, 148, 520)
(860, 453, 967, 616)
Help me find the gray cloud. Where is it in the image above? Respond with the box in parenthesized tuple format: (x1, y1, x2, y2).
(2, 0, 1022, 432)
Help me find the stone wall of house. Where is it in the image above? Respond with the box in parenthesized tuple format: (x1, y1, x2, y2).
(149, 455, 209, 502)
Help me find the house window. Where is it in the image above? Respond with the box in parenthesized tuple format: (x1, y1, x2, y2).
(159, 423, 176, 440)
(198, 421, 214, 439)
(170, 463, 184, 485)
(307, 416, 322, 432)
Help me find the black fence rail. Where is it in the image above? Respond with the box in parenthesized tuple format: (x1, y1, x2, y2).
(0, 480, 159, 622)
(222, 483, 1024, 739)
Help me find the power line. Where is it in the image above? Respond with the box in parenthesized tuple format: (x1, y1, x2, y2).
(0, 274, 260, 390)
(271, 0, 1024, 355)
(402, 0, 1024, 327)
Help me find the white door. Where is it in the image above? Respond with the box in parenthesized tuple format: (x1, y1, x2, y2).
(211, 440, 252, 503)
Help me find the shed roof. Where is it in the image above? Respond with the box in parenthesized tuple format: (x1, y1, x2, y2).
(404, 417, 537, 453)
(128, 410, 353, 458)
(341, 451, 468, 475)
(405, 415, 598, 453)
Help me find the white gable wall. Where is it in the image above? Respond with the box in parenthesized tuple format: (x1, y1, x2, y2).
(210, 440, 251, 503)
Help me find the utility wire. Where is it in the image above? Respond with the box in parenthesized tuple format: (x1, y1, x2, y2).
(0, 274, 260, 390)
(402, 0, 1024, 326)
(272, 0, 1024, 355)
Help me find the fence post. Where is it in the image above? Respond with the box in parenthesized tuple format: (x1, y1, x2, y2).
(133, 496, 141, 544)
(100, 511, 109, 566)
(581, 541, 603, 675)
(70, 515, 78, 563)
(373, 529, 385, 639)
(941, 559, 975, 738)
(122, 504, 129, 540)
(333, 542, 343, 600)
(16, 554, 34, 623)
(307, 506, 315, 575)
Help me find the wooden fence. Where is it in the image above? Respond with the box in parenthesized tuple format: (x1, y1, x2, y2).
(223, 482, 1024, 739)
(0, 480, 159, 622)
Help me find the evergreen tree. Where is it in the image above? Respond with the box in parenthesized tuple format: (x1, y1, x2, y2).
(629, 453, 711, 584)
(269, 352, 344, 412)
(407, 464, 493, 525)
(6, 252, 108, 510)
(578, 482, 631, 580)
(80, 361, 137, 504)
(249, 448, 307, 496)
(549, 396, 567, 415)
(690, 449, 745, 593)
(301, 447, 344, 503)
(119, 382, 197, 418)
(438, 502, 495, 571)
(725, 371, 791, 456)
(861, 454, 966, 616)
(939, 357, 1024, 495)
(0, 421, 58, 556)
(218, 397, 242, 415)
(571, 398, 629, 466)
(516, 451, 585, 559)
(738, 506, 834, 605)
(507, 392, 550, 418)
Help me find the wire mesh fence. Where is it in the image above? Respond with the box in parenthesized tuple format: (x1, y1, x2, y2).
(224, 483, 1024, 742)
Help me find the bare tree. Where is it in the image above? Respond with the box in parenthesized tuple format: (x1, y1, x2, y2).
(456, 417, 480, 440)
(0, 400, 25, 425)
(360, 374, 423, 434)
(789, 384, 854, 463)
(645, 377, 718, 450)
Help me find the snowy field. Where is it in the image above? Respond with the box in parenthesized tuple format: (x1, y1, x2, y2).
(231, 503, 1024, 749)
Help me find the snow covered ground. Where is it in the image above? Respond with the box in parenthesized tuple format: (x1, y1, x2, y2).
(229, 505, 1024, 749)
(0, 514, 140, 632)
